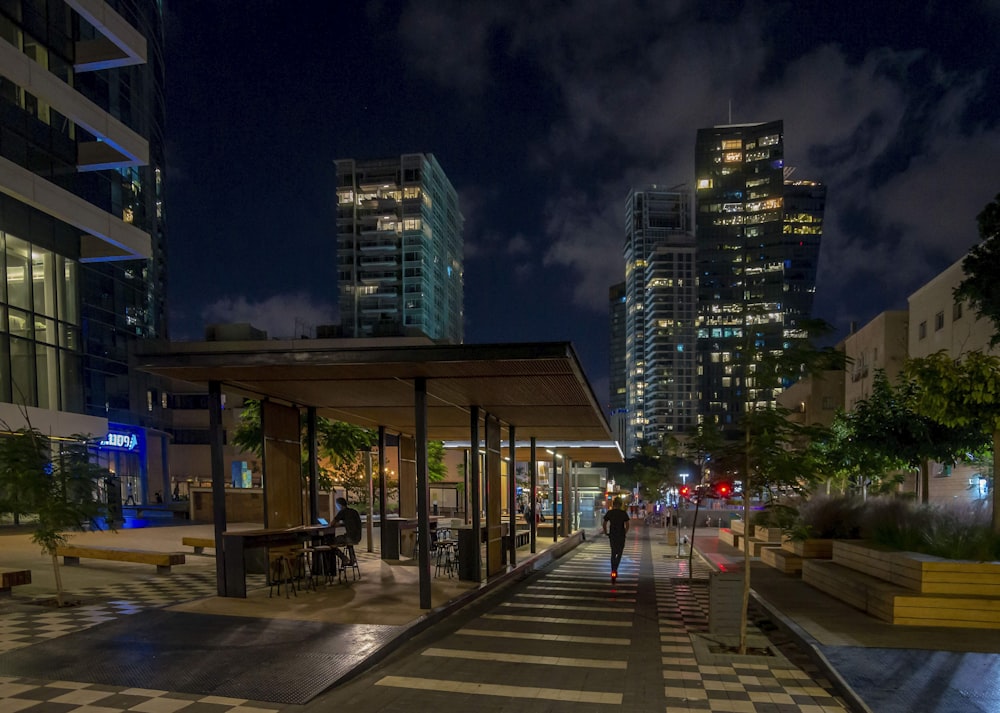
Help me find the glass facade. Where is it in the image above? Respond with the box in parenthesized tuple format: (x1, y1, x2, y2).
(694, 121, 824, 428)
(336, 153, 464, 343)
(0, 1, 168, 504)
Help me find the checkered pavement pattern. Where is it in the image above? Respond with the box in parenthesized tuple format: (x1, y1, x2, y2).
(0, 678, 280, 713)
(653, 537, 850, 712)
(0, 572, 282, 713)
(0, 572, 266, 654)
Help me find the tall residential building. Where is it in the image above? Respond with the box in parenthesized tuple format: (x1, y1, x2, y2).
(335, 154, 463, 343)
(622, 187, 697, 455)
(695, 121, 824, 429)
(0, 1, 169, 502)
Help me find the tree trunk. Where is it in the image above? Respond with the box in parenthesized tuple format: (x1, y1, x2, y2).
(993, 430, 1000, 535)
(50, 551, 65, 607)
(920, 459, 930, 504)
(739, 428, 751, 656)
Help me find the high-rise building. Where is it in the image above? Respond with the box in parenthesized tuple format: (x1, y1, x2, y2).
(694, 121, 824, 428)
(622, 187, 697, 455)
(335, 154, 463, 343)
(608, 281, 627, 448)
(0, 0, 168, 501)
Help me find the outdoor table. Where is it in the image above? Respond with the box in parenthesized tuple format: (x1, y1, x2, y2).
(222, 524, 340, 597)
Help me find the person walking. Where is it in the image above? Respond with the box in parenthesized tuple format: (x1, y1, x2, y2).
(602, 496, 630, 582)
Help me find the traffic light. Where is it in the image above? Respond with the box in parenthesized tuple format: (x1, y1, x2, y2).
(716, 482, 731, 498)
(679, 485, 690, 499)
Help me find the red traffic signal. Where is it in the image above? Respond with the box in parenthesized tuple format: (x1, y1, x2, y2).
(716, 482, 731, 497)
(679, 485, 690, 498)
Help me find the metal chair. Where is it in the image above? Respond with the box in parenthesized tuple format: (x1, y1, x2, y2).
(338, 543, 361, 582)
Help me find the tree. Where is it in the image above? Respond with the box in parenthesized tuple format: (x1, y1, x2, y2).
(811, 410, 903, 497)
(851, 370, 986, 503)
(0, 428, 109, 606)
(32, 434, 110, 605)
(954, 192, 1000, 346)
(0, 425, 49, 525)
(906, 351, 1000, 532)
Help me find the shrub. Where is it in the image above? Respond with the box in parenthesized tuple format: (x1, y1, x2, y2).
(752, 503, 798, 530)
(793, 494, 864, 540)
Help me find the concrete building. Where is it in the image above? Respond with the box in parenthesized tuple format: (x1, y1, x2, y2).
(622, 187, 696, 455)
(0, 0, 168, 505)
(842, 311, 909, 409)
(695, 121, 824, 431)
(908, 255, 998, 360)
(335, 154, 463, 343)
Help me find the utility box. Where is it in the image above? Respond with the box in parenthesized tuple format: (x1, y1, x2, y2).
(709, 571, 743, 637)
(666, 528, 677, 546)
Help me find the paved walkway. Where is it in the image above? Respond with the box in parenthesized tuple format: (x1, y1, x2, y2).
(0, 522, 998, 712)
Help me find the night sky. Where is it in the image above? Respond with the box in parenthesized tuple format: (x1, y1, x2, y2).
(163, 1, 1000, 404)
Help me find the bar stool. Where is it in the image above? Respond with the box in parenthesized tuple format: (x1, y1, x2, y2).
(338, 543, 361, 582)
(268, 551, 297, 598)
(310, 544, 337, 585)
(294, 546, 316, 592)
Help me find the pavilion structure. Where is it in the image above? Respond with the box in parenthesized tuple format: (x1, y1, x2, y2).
(134, 338, 622, 609)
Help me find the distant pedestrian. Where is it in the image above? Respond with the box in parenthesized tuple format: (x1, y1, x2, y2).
(602, 496, 630, 582)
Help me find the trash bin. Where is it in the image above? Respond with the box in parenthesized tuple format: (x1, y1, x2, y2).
(709, 571, 743, 637)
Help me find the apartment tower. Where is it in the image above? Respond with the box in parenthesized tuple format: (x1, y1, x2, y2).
(336, 154, 463, 343)
(622, 187, 697, 456)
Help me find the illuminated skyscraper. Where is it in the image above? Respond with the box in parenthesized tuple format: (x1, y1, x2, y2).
(335, 154, 464, 343)
(622, 187, 697, 455)
(695, 121, 825, 429)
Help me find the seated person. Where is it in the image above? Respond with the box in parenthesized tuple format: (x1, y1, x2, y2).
(331, 496, 362, 565)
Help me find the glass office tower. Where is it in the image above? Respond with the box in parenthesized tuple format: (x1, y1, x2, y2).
(0, 0, 167, 503)
(336, 154, 464, 343)
(694, 121, 824, 429)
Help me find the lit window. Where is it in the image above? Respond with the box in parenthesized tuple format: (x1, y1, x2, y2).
(697, 178, 713, 189)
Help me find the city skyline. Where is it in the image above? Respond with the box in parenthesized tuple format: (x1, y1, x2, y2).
(165, 2, 1000, 404)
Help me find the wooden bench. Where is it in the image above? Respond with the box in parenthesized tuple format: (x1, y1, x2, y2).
(0, 568, 31, 595)
(56, 545, 185, 574)
(182, 536, 216, 554)
(760, 546, 802, 574)
(717, 527, 740, 549)
(753, 526, 785, 543)
(513, 530, 530, 547)
(782, 538, 833, 559)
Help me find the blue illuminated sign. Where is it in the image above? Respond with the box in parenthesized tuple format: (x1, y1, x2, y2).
(99, 424, 144, 453)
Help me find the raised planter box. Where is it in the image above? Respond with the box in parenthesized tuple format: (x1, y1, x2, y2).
(753, 526, 785, 543)
(781, 538, 833, 559)
(803, 559, 1000, 628)
(730, 520, 752, 537)
(833, 540, 1000, 596)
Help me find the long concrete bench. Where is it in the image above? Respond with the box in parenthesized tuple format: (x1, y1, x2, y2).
(56, 545, 185, 574)
(181, 536, 216, 554)
(0, 568, 31, 594)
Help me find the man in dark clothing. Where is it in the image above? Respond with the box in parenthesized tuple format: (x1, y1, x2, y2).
(332, 496, 362, 566)
(602, 496, 630, 581)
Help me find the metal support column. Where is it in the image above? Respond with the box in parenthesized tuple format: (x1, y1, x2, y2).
(508, 424, 516, 566)
(378, 426, 388, 558)
(307, 407, 319, 526)
(470, 406, 482, 579)
(552, 449, 558, 542)
(529, 437, 537, 553)
(415, 377, 431, 609)
(208, 381, 227, 596)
